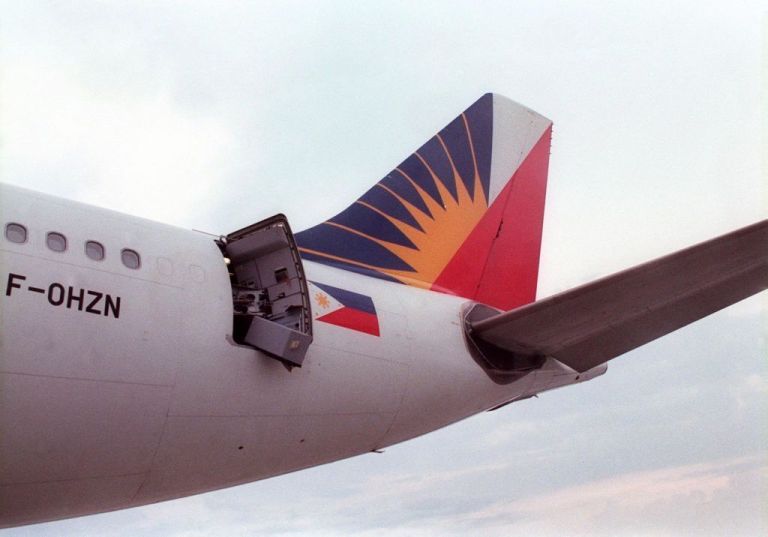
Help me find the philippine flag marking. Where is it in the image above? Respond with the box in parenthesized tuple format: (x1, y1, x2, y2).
(309, 281, 380, 337)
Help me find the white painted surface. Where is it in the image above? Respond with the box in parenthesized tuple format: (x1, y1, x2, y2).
(1, 183, 585, 527)
(489, 95, 552, 203)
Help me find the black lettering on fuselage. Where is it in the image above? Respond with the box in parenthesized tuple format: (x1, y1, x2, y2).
(5, 273, 121, 320)
(104, 294, 120, 319)
(48, 283, 65, 306)
(66, 286, 85, 311)
(6, 273, 26, 296)
(85, 290, 102, 315)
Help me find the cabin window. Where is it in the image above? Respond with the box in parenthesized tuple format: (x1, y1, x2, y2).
(121, 248, 141, 269)
(85, 240, 105, 261)
(5, 223, 27, 244)
(46, 232, 67, 252)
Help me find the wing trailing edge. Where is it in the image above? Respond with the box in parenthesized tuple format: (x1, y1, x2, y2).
(466, 220, 768, 374)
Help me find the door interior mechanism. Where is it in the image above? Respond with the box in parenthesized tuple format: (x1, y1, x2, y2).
(218, 214, 312, 367)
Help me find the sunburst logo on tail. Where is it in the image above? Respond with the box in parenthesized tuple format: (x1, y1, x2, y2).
(295, 93, 552, 310)
(296, 94, 495, 291)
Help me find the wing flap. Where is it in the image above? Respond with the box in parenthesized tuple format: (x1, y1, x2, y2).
(468, 220, 768, 373)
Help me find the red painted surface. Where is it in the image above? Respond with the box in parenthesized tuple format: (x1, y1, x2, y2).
(317, 308, 380, 337)
(433, 125, 552, 311)
(431, 181, 510, 299)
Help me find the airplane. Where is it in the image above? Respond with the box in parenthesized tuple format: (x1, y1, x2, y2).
(1, 93, 766, 528)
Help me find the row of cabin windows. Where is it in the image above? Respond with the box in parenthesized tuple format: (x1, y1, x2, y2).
(4, 222, 141, 270)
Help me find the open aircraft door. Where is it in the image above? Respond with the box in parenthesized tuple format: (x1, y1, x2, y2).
(220, 215, 313, 367)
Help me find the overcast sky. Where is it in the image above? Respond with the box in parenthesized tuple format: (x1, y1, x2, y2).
(1, 2, 766, 536)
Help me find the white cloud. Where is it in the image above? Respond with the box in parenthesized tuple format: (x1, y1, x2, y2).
(743, 374, 767, 393)
(449, 455, 766, 537)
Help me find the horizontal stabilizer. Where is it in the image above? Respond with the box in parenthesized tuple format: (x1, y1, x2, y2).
(468, 220, 768, 373)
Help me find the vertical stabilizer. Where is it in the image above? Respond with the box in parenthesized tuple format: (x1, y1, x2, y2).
(296, 93, 552, 310)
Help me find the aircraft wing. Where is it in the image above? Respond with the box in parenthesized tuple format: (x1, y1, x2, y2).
(467, 220, 768, 373)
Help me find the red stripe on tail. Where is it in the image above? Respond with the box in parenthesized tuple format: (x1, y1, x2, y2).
(433, 125, 552, 310)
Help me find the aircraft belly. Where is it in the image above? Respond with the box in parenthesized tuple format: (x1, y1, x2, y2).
(0, 373, 171, 527)
(0, 474, 147, 529)
(141, 311, 410, 503)
(133, 412, 395, 502)
(0, 374, 170, 481)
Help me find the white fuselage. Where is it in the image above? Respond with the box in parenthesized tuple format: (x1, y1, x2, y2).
(0, 184, 602, 527)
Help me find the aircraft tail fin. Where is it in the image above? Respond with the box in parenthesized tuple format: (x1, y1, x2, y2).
(296, 93, 552, 310)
